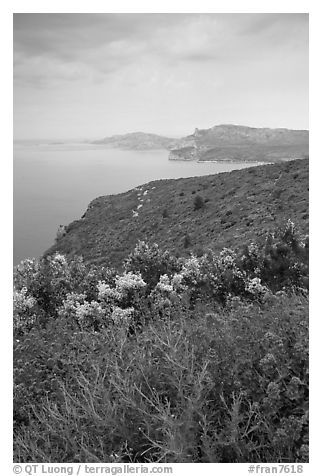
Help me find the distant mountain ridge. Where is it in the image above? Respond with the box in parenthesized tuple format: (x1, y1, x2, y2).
(189, 124, 308, 145)
(91, 132, 178, 150)
(91, 124, 309, 163)
(169, 124, 309, 163)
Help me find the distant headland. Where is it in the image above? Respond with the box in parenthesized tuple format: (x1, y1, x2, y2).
(90, 124, 309, 163)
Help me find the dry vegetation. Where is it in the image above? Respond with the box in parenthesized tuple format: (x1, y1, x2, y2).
(46, 159, 308, 270)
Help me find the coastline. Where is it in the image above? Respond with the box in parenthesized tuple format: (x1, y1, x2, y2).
(196, 159, 272, 165)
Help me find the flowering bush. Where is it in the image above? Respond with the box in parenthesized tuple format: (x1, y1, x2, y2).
(111, 306, 134, 326)
(58, 292, 107, 330)
(180, 256, 202, 286)
(13, 287, 37, 333)
(155, 274, 174, 294)
(116, 271, 146, 293)
(97, 281, 122, 302)
(124, 241, 180, 289)
(245, 277, 269, 299)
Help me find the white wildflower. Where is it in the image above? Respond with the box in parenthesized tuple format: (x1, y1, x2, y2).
(181, 256, 201, 284)
(219, 248, 237, 268)
(75, 300, 104, 326)
(171, 273, 186, 292)
(156, 275, 173, 293)
(246, 277, 268, 296)
(49, 253, 68, 277)
(13, 287, 36, 311)
(51, 253, 67, 266)
(97, 281, 122, 302)
(248, 242, 259, 256)
(286, 219, 295, 233)
(58, 292, 86, 319)
(116, 272, 146, 293)
(16, 257, 39, 273)
(111, 306, 134, 325)
(13, 287, 37, 332)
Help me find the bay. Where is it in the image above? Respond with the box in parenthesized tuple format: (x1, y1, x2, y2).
(13, 143, 256, 265)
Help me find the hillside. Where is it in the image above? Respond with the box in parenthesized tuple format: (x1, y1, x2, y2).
(91, 132, 178, 150)
(17, 158, 309, 464)
(46, 158, 309, 269)
(89, 125, 308, 162)
(169, 124, 309, 162)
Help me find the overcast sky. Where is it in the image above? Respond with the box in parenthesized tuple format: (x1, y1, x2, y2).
(13, 13, 309, 140)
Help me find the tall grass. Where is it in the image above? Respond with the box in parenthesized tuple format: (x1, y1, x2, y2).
(14, 293, 308, 463)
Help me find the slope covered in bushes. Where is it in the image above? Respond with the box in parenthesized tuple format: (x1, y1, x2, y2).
(14, 221, 309, 463)
(46, 159, 309, 269)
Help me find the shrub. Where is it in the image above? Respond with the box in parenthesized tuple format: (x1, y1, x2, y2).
(162, 208, 169, 218)
(259, 220, 308, 291)
(183, 234, 192, 248)
(124, 241, 180, 290)
(193, 194, 205, 210)
(13, 254, 115, 320)
(55, 225, 66, 242)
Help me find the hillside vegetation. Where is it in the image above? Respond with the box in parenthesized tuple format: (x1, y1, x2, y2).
(47, 159, 309, 270)
(14, 158, 309, 463)
(14, 217, 309, 463)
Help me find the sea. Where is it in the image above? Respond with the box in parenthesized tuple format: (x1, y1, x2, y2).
(13, 142, 258, 265)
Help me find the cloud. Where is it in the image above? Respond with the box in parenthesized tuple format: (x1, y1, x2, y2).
(13, 13, 184, 62)
(14, 13, 309, 89)
(13, 13, 170, 85)
(239, 12, 308, 37)
(13, 13, 308, 140)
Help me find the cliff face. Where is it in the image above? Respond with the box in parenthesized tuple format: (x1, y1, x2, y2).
(169, 146, 198, 161)
(46, 159, 309, 270)
(169, 125, 309, 163)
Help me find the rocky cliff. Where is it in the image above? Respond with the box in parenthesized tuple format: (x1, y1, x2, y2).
(168, 124, 309, 163)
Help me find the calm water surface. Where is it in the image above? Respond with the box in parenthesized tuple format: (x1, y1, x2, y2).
(14, 143, 256, 265)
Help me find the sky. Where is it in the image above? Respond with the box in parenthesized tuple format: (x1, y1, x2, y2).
(13, 13, 309, 140)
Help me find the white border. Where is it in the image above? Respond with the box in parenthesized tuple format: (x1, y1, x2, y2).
(3, 2, 320, 474)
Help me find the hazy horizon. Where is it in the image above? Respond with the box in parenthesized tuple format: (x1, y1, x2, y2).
(14, 13, 309, 141)
(13, 122, 310, 144)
